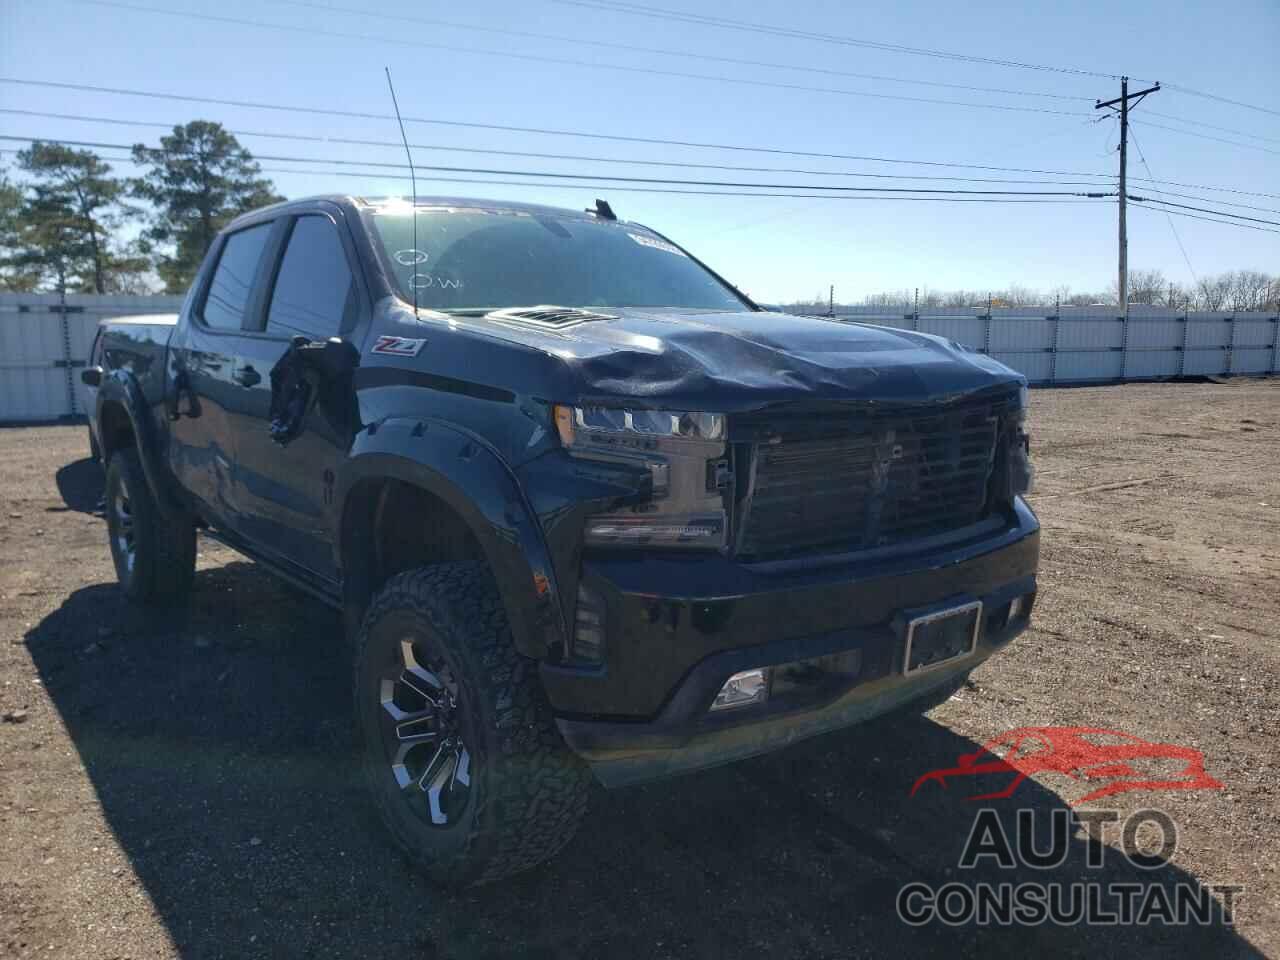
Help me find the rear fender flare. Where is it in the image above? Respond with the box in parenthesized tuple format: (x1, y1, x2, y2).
(94, 372, 183, 517)
(337, 417, 568, 660)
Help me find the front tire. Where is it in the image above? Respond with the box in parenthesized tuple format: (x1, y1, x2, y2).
(354, 564, 591, 886)
(104, 448, 196, 603)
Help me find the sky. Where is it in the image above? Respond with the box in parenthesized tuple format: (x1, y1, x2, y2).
(1, 0, 1277, 303)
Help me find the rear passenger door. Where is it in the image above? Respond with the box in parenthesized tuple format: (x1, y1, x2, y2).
(167, 220, 276, 524)
(228, 206, 368, 582)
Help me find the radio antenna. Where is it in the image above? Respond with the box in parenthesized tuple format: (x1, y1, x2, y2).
(384, 67, 419, 314)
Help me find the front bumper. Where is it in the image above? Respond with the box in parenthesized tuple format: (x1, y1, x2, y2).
(542, 498, 1040, 787)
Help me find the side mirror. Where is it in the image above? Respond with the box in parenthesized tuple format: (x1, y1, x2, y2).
(80, 366, 103, 387)
(315, 337, 360, 380)
(269, 337, 361, 447)
(292, 336, 359, 380)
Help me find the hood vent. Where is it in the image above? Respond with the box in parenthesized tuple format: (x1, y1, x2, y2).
(486, 305, 617, 329)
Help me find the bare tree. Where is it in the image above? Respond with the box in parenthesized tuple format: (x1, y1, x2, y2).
(1197, 275, 1233, 311)
(1265, 276, 1280, 312)
(862, 290, 912, 308)
(1113, 268, 1167, 306)
(1227, 270, 1271, 311)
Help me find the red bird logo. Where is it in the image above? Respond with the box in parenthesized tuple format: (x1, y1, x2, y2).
(910, 726, 1223, 805)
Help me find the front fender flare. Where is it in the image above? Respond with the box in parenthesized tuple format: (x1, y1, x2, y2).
(337, 417, 568, 660)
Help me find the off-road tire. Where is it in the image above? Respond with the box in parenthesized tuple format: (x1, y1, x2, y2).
(354, 563, 591, 886)
(104, 448, 196, 603)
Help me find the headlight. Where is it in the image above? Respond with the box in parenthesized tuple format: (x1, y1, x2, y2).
(1010, 383, 1034, 496)
(554, 404, 729, 549)
(556, 405, 724, 445)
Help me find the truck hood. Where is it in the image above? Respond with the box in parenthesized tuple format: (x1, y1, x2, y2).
(516, 308, 1023, 411)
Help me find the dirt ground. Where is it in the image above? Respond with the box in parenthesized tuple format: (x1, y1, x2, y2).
(1, 379, 1277, 959)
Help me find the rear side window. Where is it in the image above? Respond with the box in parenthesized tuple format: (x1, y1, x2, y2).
(266, 215, 355, 339)
(202, 223, 272, 330)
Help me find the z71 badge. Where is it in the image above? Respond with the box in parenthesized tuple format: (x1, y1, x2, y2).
(371, 336, 426, 357)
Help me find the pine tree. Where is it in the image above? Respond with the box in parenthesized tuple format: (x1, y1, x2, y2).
(4, 143, 142, 294)
(131, 121, 284, 292)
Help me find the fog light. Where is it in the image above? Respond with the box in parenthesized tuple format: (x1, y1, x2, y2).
(584, 513, 725, 549)
(711, 668, 770, 711)
(1008, 596, 1024, 621)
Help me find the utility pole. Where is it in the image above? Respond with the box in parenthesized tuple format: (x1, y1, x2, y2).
(828, 284, 834, 318)
(1095, 77, 1160, 316)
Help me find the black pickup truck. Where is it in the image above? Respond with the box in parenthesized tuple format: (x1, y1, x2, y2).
(83, 194, 1039, 885)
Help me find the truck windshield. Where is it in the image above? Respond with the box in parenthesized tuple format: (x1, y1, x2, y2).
(363, 204, 745, 312)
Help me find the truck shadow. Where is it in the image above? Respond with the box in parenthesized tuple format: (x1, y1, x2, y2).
(54, 457, 105, 514)
(23, 564, 1261, 960)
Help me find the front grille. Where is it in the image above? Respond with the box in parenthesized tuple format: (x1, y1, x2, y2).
(735, 392, 1015, 560)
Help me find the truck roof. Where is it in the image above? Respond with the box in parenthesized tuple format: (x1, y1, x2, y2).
(227, 194, 632, 230)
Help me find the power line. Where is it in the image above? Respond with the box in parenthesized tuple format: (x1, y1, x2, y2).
(0, 77, 1118, 177)
(1126, 194, 1280, 228)
(1133, 119, 1280, 156)
(1144, 109, 1280, 145)
(65, 0, 1093, 119)
(562, 0, 1280, 127)
(1127, 126, 1198, 284)
(1124, 177, 1280, 202)
(0, 134, 1114, 197)
(1163, 83, 1280, 120)
(551, 0, 1124, 80)
(0, 146, 1110, 204)
(6, 79, 1273, 201)
(1129, 201, 1280, 235)
(263, 0, 1091, 103)
(0, 108, 1116, 188)
(1132, 186, 1280, 216)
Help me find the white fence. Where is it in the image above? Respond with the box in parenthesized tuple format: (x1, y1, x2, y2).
(785, 305, 1280, 385)
(0, 293, 184, 422)
(1, 295, 1276, 422)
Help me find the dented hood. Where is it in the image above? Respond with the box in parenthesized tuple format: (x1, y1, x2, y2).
(535, 308, 1023, 411)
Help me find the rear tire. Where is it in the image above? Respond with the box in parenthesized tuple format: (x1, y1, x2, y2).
(354, 564, 591, 886)
(104, 448, 196, 603)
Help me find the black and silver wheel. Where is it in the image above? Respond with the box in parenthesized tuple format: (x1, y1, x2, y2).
(355, 563, 591, 886)
(104, 448, 196, 603)
(379, 637, 473, 827)
(109, 479, 137, 577)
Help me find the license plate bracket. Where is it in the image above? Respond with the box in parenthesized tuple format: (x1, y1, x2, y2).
(902, 601, 982, 675)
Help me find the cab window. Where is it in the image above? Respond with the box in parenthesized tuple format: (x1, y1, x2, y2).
(201, 223, 272, 330)
(266, 215, 356, 340)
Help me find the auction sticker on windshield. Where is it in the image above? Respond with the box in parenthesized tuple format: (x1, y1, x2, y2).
(628, 233, 688, 257)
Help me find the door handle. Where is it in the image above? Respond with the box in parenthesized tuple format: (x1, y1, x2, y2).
(234, 365, 262, 388)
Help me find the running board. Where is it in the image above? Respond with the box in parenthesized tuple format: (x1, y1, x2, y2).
(199, 526, 343, 611)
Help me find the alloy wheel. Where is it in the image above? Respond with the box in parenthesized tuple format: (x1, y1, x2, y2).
(378, 638, 472, 827)
(109, 483, 136, 574)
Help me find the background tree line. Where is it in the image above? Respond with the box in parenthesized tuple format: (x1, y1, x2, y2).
(791, 266, 1280, 315)
(0, 121, 281, 295)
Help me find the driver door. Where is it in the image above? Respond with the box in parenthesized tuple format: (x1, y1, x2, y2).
(226, 204, 369, 583)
